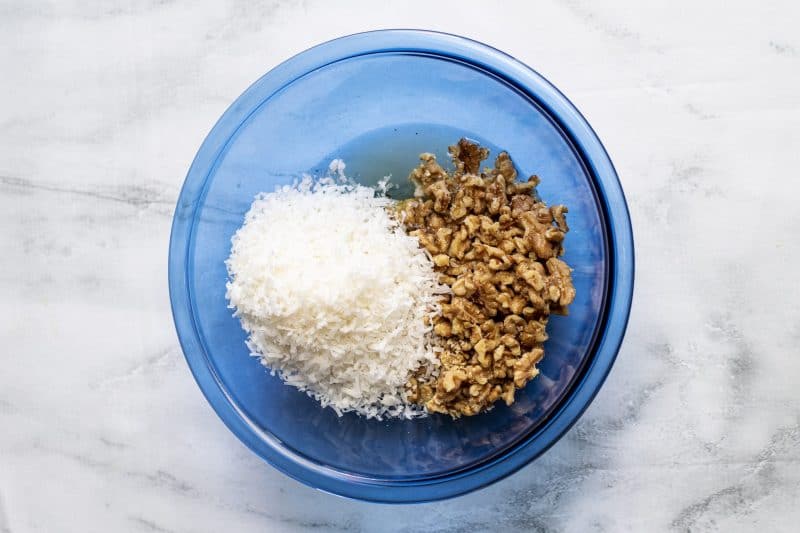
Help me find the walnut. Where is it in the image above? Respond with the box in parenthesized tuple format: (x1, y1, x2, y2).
(551, 205, 569, 232)
(441, 368, 467, 392)
(429, 180, 451, 213)
(434, 319, 452, 338)
(432, 254, 450, 267)
(545, 257, 576, 312)
(401, 139, 574, 417)
(449, 138, 489, 175)
(448, 227, 469, 258)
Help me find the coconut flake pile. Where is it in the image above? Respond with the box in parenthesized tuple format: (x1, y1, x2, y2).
(225, 163, 448, 419)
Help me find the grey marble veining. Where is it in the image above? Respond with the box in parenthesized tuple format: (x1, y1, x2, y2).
(2, 1, 799, 531)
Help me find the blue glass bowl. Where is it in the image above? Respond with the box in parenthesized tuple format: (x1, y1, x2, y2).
(169, 30, 633, 503)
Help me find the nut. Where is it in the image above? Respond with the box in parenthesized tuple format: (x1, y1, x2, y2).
(433, 254, 450, 267)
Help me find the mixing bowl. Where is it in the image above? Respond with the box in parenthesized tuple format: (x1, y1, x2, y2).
(168, 30, 633, 502)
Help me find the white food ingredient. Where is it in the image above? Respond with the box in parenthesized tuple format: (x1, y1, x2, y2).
(225, 165, 448, 419)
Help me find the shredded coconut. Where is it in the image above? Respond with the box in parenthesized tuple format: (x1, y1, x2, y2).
(225, 167, 448, 419)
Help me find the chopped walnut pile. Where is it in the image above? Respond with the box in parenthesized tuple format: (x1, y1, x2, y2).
(400, 139, 576, 417)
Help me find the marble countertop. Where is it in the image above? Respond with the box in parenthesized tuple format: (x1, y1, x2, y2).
(2, 1, 799, 531)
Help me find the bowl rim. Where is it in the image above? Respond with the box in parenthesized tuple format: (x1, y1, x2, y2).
(168, 29, 634, 503)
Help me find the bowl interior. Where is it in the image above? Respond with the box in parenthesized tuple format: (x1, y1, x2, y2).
(186, 52, 608, 479)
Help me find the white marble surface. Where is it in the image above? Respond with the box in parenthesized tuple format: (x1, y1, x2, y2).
(2, 1, 799, 531)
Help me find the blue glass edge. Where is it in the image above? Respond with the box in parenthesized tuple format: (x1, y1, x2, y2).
(168, 29, 635, 503)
